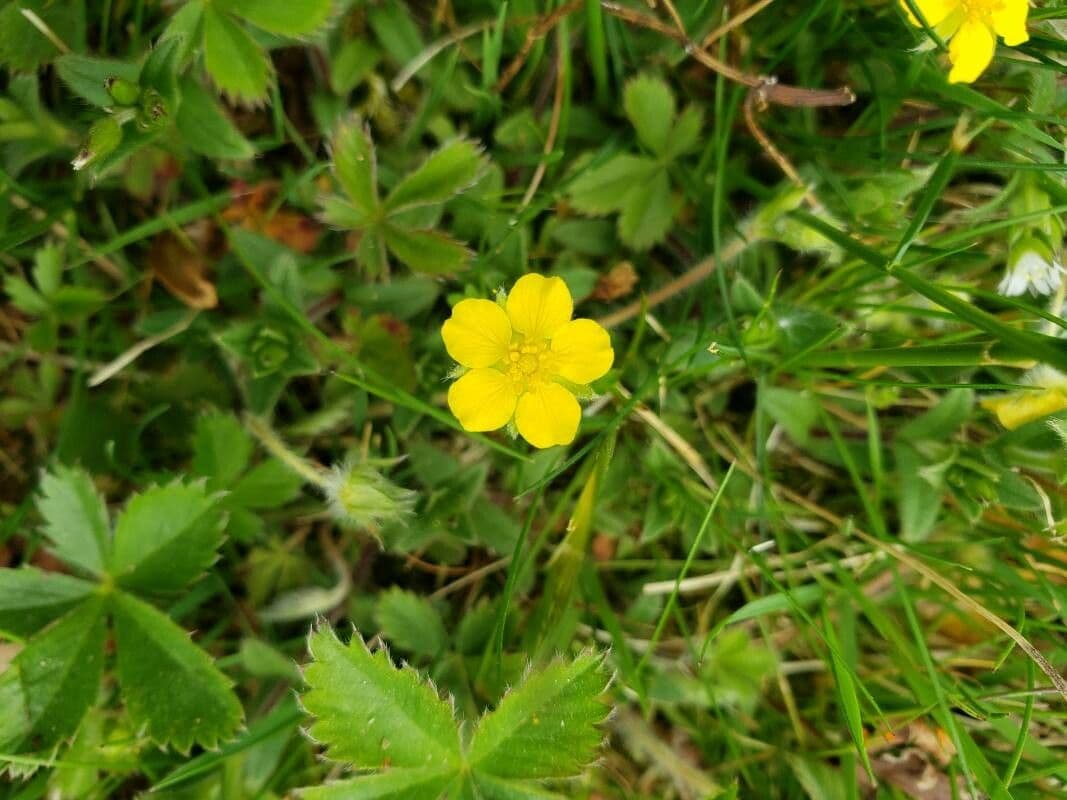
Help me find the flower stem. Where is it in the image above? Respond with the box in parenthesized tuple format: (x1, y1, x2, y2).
(244, 414, 330, 489)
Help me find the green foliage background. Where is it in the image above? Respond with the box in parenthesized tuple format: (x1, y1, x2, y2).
(1, 0, 1066, 798)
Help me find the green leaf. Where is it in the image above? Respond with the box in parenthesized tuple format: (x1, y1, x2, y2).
(322, 196, 375, 229)
(55, 54, 141, 108)
(664, 105, 703, 160)
(4, 276, 49, 316)
(617, 168, 673, 250)
(895, 441, 944, 543)
(0, 568, 96, 639)
(623, 74, 675, 156)
(898, 388, 974, 441)
(301, 624, 463, 771)
(228, 459, 303, 509)
(109, 481, 225, 593)
(0, 597, 107, 753)
(568, 155, 658, 215)
(383, 226, 471, 274)
(331, 40, 381, 94)
(471, 775, 566, 799)
(112, 591, 243, 752)
(331, 120, 379, 217)
(203, 6, 271, 104)
(467, 652, 609, 780)
(300, 767, 458, 800)
(384, 139, 485, 213)
(37, 465, 110, 576)
(192, 411, 253, 490)
(723, 584, 824, 626)
(0, 0, 84, 71)
(224, 0, 333, 36)
(823, 613, 874, 780)
(176, 77, 256, 160)
(375, 588, 447, 657)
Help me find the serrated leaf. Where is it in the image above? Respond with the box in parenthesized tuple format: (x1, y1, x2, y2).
(568, 155, 658, 215)
(0, 597, 106, 754)
(109, 481, 225, 593)
(322, 196, 375, 230)
(38, 465, 110, 576)
(375, 588, 447, 657)
(192, 412, 253, 490)
(331, 121, 379, 217)
(302, 625, 462, 772)
(301, 767, 458, 799)
(4, 276, 49, 316)
(384, 139, 485, 213)
(55, 54, 141, 108)
(467, 653, 610, 780)
(176, 77, 256, 160)
(0, 568, 96, 639)
(617, 168, 673, 250)
(224, 0, 333, 36)
(623, 74, 675, 156)
(383, 226, 470, 274)
(112, 591, 243, 752)
(664, 105, 703, 160)
(203, 6, 271, 104)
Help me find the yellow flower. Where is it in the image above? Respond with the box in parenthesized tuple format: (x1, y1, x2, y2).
(981, 367, 1067, 430)
(902, 0, 1029, 83)
(442, 274, 614, 448)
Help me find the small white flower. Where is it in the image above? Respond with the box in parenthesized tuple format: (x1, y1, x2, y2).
(998, 248, 1065, 297)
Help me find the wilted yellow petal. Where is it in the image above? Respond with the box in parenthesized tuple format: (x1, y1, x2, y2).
(991, 0, 1029, 46)
(447, 368, 517, 432)
(506, 274, 573, 340)
(442, 299, 512, 369)
(982, 389, 1067, 430)
(514, 382, 581, 448)
(550, 319, 614, 384)
(948, 18, 995, 83)
(901, 0, 959, 28)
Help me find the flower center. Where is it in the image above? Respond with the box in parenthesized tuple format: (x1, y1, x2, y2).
(504, 340, 552, 391)
(960, 0, 1004, 20)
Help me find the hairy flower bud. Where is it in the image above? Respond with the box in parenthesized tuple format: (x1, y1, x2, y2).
(323, 461, 416, 530)
(72, 116, 122, 171)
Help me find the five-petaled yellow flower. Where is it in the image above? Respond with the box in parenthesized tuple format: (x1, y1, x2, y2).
(442, 274, 614, 449)
(902, 0, 1029, 83)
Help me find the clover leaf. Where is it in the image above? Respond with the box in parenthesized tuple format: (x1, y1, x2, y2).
(568, 74, 702, 251)
(321, 119, 488, 275)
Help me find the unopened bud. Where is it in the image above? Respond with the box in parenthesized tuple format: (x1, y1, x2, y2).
(135, 89, 170, 132)
(72, 116, 122, 171)
(105, 76, 141, 106)
(324, 461, 416, 531)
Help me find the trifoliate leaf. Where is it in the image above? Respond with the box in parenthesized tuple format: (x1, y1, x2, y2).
(0, 567, 96, 639)
(38, 465, 110, 576)
(383, 226, 471, 274)
(176, 77, 256, 160)
(109, 481, 225, 593)
(300, 767, 459, 800)
(384, 139, 485, 213)
(192, 411, 253, 490)
(568, 155, 658, 215)
(467, 652, 610, 780)
(623, 74, 675, 156)
(225, 0, 333, 37)
(301, 624, 462, 772)
(112, 591, 243, 752)
(375, 588, 447, 657)
(203, 5, 271, 104)
(0, 597, 107, 754)
(617, 168, 673, 250)
(331, 120, 379, 217)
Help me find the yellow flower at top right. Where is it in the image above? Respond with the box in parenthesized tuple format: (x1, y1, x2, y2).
(902, 0, 1029, 83)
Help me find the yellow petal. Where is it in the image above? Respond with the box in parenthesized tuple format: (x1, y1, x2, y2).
(948, 18, 995, 84)
(991, 0, 1029, 46)
(515, 383, 581, 448)
(901, 0, 959, 28)
(550, 319, 614, 384)
(448, 369, 517, 432)
(441, 299, 512, 369)
(506, 274, 573, 341)
(982, 389, 1067, 431)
